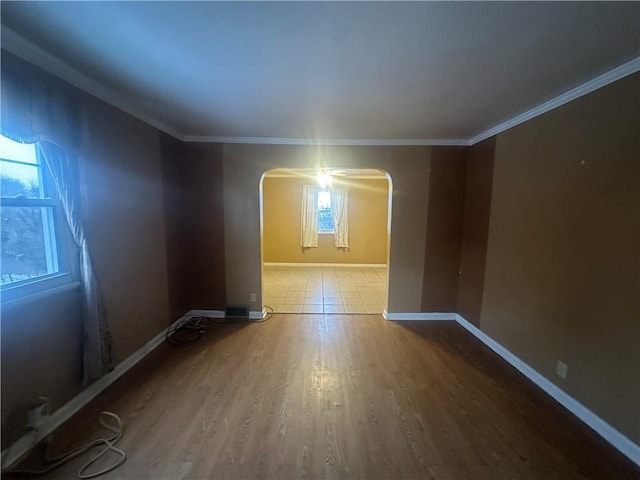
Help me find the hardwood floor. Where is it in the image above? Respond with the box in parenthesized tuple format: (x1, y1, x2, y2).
(9, 314, 638, 479)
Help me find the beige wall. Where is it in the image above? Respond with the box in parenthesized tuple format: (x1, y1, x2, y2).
(82, 90, 171, 365)
(456, 137, 495, 327)
(161, 139, 228, 316)
(421, 147, 468, 312)
(160, 133, 190, 320)
(262, 176, 389, 264)
(479, 73, 640, 443)
(181, 143, 227, 309)
(224, 144, 431, 312)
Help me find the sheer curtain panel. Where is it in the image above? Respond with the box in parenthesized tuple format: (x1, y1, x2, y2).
(330, 186, 349, 248)
(300, 185, 319, 248)
(39, 142, 112, 382)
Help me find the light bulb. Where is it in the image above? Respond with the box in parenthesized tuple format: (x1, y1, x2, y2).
(317, 172, 332, 188)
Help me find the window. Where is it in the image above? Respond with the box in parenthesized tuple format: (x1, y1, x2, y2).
(318, 190, 334, 233)
(1, 135, 69, 298)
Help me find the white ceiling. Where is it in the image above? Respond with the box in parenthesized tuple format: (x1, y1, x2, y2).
(1, 2, 639, 144)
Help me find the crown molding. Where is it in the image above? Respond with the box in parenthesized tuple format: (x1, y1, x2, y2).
(181, 136, 469, 146)
(469, 56, 640, 145)
(0, 26, 184, 141)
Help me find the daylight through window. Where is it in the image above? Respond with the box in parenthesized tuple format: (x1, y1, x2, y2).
(0, 135, 63, 288)
(318, 190, 335, 233)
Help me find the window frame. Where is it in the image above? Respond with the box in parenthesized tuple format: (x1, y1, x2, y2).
(0, 143, 73, 302)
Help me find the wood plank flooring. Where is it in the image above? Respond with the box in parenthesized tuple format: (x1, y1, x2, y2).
(8, 314, 638, 479)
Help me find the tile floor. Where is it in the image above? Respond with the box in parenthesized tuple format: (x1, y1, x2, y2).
(263, 265, 388, 314)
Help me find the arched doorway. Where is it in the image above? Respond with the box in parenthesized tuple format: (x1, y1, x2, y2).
(259, 168, 393, 315)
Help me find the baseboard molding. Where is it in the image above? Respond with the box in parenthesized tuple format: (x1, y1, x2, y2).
(455, 314, 640, 467)
(382, 310, 456, 321)
(250, 309, 267, 320)
(264, 262, 387, 268)
(0, 315, 186, 471)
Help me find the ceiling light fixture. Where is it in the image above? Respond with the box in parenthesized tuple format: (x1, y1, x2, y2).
(316, 170, 332, 188)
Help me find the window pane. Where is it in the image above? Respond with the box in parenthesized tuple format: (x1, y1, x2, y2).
(318, 191, 331, 209)
(0, 161, 43, 198)
(1, 206, 59, 286)
(318, 208, 335, 232)
(1, 136, 42, 198)
(0, 136, 38, 164)
(317, 190, 334, 232)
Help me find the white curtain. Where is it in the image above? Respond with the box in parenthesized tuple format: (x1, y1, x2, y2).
(39, 142, 112, 383)
(330, 186, 349, 248)
(300, 185, 319, 247)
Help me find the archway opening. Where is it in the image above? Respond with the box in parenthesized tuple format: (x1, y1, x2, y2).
(259, 167, 393, 315)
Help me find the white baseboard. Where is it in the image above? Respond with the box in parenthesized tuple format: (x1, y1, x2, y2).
(383, 310, 456, 321)
(455, 314, 640, 467)
(1, 314, 186, 470)
(264, 262, 387, 268)
(250, 309, 266, 320)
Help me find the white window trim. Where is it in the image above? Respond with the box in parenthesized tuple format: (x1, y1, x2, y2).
(1, 272, 75, 303)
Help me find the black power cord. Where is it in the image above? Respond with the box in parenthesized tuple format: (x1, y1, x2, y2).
(165, 306, 275, 346)
(258, 304, 275, 322)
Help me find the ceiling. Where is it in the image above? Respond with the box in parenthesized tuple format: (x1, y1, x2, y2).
(1, 2, 639, 144)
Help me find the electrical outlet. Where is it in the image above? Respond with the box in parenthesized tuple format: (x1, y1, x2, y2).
(556, 361, 568, 380)
(27, 396, 49, 430)
(250, 293, 257, 302)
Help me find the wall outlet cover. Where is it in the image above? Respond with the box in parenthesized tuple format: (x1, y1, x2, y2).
(556, 361, 568, 379)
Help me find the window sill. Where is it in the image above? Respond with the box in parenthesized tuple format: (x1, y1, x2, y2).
(1, 274, 80, 307)
(318, 231, 335, 235)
